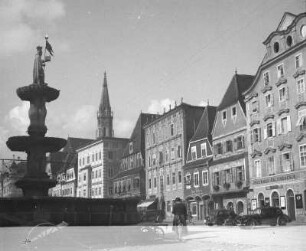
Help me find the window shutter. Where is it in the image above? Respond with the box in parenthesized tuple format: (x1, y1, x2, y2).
(287, 115, 292, 132)
(277, 119, 281, 135)
(272, 121, 276, 137)
(264, 127, 267, 139)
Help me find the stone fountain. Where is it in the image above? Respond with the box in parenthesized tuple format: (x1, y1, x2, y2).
(6, 42, 66, 197)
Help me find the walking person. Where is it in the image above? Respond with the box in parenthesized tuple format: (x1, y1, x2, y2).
(172, 197, 187, 240)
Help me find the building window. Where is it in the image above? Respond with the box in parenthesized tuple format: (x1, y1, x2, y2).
(152, 154, 156, 166)
(213, 172, 220, 186)
(263, 71, 270, 85)
(152, 132, 156, 144)
(252, 128, 261, 143)
(177, 145, 182, 158)
(279, 86, 288, 102)
(264, 122, 275, 138)
(222, 111, 227, 125)
(296, 54, 303, 69)
(108, 151, 113, 160)
(225, 140, 233, 152)
(171, 148, 175, 160)
(277, 64, 285, 78)
(194, 172, 199, 187)
(178, 171, 182, 183)
(281, 152, 292, 172)
(87, 156, 90, 164)
(278, 116, 291, 134)
(83, 173, 86, 181)
(252, 100, 259, 113)
(154, 177, 157, 188)
(99, 152, 101, 160)
(185, 174, 191, 186)
(297, 109, 306, 131)
(202, 171, 208, 185)
(170, 124, 174, 136)
(160, 176, 164, 191)
(200, 143, 207, 157)
(271, 191, 280, 207)
(191, 146, 197, 160)
(297, 78, 305, 94)
(225, 169, 233, 183)
(129, 142, 133, 154)
(267, 156, 275, 175)
(172, 172, 176, 185)
(236, 166, 244, 181)
(148, 178, 152, 189)
(254, 160, 261, 178)
(215, 142, 223, 155)
(274, 42, 279, 53)
(232, 106, 237, 119)
(265, 93, 273, 107)
(299, 144, 306, 167)
(235, 136, 245, 150)
(167, 174, 170, 186)
(165, 150, 169, 162)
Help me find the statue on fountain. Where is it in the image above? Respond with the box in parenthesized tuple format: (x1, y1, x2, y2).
(33, 46, 45, 85)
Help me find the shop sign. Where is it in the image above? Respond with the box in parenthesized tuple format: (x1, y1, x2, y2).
(296, 194, 303, 209)
(280, 196, 286, 209)
(253, 174, 295, 185)
(251, 199, 257, 210)
(265, 185, 283, 190)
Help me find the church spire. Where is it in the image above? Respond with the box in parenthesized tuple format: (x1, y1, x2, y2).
(97, 71, 113, 138)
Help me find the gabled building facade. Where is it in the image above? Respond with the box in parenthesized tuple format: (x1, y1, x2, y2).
(144, 102, 204, 219)
(211, 73, 254, 215)
(112, 113, 159, 199)
(244, 12, 306, 222)
(184, 105, 217, 221)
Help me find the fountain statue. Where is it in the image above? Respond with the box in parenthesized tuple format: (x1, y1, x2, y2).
(6, 38, 66, 197)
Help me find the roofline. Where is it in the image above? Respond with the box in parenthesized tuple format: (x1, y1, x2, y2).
(263, 12, 304, 45)
(76, 137, 129, 152)
(243, 39, 306, 96)
(143, 102, 204, 129)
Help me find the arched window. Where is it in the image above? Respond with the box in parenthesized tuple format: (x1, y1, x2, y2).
(237, 201, 244, 215)
(271, 191, 279, 207)
(258, 193, 264, 208)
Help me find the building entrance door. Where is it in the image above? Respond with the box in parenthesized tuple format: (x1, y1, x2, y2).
(287, 189, 296, 221)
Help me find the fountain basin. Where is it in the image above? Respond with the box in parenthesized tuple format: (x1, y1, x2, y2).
(6, 136, 67, 152)
(17, 84, 59, 102)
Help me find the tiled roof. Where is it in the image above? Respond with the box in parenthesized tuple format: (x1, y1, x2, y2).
(122, 113, 159, 158)
(217, 74, 254, 112)
(63, 137, 93, 153)
(190, 105, 217, 142)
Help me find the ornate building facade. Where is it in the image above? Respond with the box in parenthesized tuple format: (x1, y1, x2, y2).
(144, 102, 204, 219)
(244, 12, 306, 222)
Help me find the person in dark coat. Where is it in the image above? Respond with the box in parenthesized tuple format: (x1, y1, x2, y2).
(172, 197, 187, 230)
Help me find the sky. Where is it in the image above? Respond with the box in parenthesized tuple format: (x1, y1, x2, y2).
(0, 0, 304, 159)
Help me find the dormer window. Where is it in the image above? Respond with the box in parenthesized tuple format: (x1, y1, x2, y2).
(231, 106, 237, 119)
(277, 64, 285, 78)
(273, 42, 280, 53)
(295, 54, 303, 69)
(222, 110, 227, 125)
(129, 142, 133, 154)
(191, 146, 197, 160)
(286, 36, 293, 47)
(263, 71, 270, 85)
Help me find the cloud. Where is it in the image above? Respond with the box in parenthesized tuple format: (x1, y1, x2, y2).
(147, 98, 176, 114)
(7, 102, 30, 134)
(198, 100, 208, 107)
(0, 0, 65, 55)
(60, 105, 96, 137)
(114, 119, 134, 138)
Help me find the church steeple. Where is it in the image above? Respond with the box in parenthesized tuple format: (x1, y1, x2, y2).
(97, 72, 113, 138)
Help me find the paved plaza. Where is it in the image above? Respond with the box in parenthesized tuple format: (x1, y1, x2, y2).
(1, 223, 305, 251)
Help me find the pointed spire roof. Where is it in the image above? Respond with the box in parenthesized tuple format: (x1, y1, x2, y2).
(99, 71, 111, 113)
(217, 73, 254, 112)
(190, 105, 217, 142)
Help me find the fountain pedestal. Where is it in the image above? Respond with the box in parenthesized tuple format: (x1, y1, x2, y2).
(6, 46, 66, 197)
